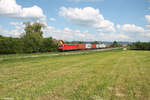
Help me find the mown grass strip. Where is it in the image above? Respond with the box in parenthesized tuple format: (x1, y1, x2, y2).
(0, 50, 149, 100)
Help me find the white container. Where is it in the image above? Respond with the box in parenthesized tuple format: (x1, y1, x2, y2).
(96, 44, 106, 48)
(99, 44, 106, 48)
(85, 44, 92, 49)
(96, 44, 99, 48)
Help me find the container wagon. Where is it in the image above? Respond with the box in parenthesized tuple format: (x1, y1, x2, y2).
(58, 40, 106, 51)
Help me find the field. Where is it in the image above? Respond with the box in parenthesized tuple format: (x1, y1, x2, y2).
(0, 50, 150, 100)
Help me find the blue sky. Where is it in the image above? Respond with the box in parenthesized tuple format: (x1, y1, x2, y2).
(0, 0, 150, 41)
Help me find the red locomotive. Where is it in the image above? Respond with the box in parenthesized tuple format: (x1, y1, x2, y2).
(58, 40, 106, 51)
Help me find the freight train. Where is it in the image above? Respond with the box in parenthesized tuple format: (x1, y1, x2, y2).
(58, 40, 106, 51)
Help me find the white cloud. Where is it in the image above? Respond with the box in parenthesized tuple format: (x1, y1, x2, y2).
(43, 25, 132, 41)
(117, 24, 150, 39)
(49, 18, 56, 21)
(145, 15, 150, 28)
(43, 26, 97, 41)
(0, 23, 24, 37)
(9, 22, 25, 36)
(0, 25, 9, 36)
(0, 0, 45, 20)
(66, 0, 104, 2)
(146, 25, 150, 28)
(1, 22, 149, 41)
(97, 32, 131, 41)
(59, 7, 115, 33)
(145, 15, 150, 23)
(117, 24, 145, 33)
(143, 30, 150, 37)
(116, 34, 130, 40)
(43, 23, 149, 41)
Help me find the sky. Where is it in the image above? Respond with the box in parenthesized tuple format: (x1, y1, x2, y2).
(0, 0, 150, 42)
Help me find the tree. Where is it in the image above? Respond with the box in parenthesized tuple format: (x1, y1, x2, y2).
(0, 37, 23, 54)
(0, 22, 58, 54)
(91, 41, 99, 44)
(129, 41, 150, 50)
(22, 22, 45, 53)
(40, 37, 58, 52)
(111, 41, 120, 47)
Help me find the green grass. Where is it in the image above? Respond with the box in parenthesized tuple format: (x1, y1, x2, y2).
(0, 50, 150, 100)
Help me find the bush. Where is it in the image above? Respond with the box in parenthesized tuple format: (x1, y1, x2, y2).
(0, 37, 24, 54)
(111, 41, 121, 47)
(0, 22, 58, 54)
(129, 42, 150, 50)
(40, 37, 58, 52)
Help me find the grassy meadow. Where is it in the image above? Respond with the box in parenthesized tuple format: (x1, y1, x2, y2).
(0, 50, 150, 100)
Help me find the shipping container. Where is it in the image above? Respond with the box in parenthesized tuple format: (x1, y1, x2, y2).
(92, 44, 96, 49)
(77, 44, 86, 50)
(99, 44, 106, 48)
(96, 44, 106, 48)
(58, 40, 107, 51)
(96, 44, 100, 48)
(85, 44, 92, 49)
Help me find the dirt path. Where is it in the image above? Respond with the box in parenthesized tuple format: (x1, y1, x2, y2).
(0, 47, 122, 61)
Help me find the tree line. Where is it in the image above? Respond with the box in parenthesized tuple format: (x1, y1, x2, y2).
(128, 42, 150, 50)
(110, 41, 150, 50)
(0, 22, 57, 54)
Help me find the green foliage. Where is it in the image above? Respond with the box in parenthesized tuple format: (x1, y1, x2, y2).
(129, 41, 150, 50)
(0, 37, 23, 54)
(0, 22, 58, 54)
(91, 41, 99, 44)
(40, 37, 58, 52)
(111, 41, 121, 47)
(21, 22, 44, 53)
